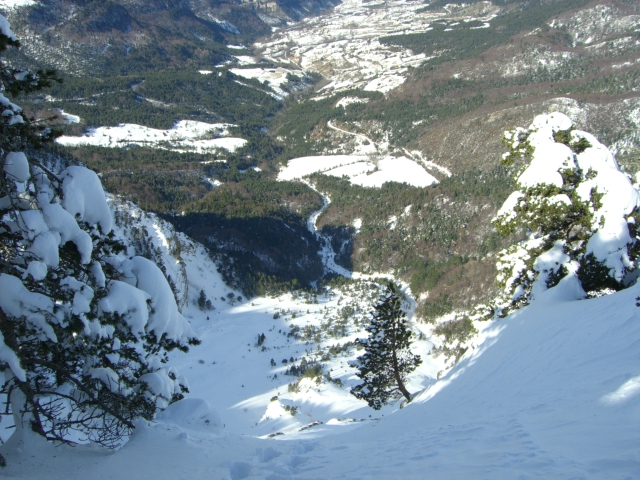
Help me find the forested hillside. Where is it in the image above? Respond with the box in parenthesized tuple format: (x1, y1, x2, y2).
(4, 0, 640, 319)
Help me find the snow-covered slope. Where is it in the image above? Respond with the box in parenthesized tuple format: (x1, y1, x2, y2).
(315, 283, 640, 478)
(255, 0, 447, 96)
(3, 261, 640, 478)
(57, 120, 246, 154)
(278, 154, 438, 188)
(9, 107, 640, 477)
(104, 196, 442, 436)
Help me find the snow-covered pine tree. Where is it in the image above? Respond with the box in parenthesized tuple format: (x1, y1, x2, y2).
(350, 283, 421, 409)
(0, 15, 198, 455)
(493, 112, 640, 314)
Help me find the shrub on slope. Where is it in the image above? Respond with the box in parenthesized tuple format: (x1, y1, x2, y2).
(493, 112, 640, 314)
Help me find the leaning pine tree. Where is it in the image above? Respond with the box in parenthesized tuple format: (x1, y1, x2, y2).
(351, 283, 422, 410)
(0, 15, 198, 461)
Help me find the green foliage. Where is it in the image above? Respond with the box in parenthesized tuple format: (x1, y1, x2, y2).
(285, 357, 323, 379)
(553, 129, 592, 154)
(501, 128, 533, 168)
(0, 50, 61, 152)
(271, 89, 384, 158)
(45, 69, 280, 129)
(284, 404, 299, 416)
(420, 295, 454, 323)
(62, 144, 212, 171)
(308, 165, 512, 312)
(198, 289, 213, 311)
(58, 135, 288, 213)
(183, 177, 322, 220)
(351, 283, 421, 409)
(577, 254, 623, 293)
(478, 231, 501, 257)
(410, 256, 468, 293)
(432, 316, 478, 363)
(342, 93, 487, 147)
(225, 128, 285, 169)
(554, 69, 640, 97)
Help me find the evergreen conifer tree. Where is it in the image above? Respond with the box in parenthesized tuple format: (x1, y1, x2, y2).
(493, 113, 640, 314)
(198, 289, 208, 310)
(0, 15, 198, 457)
(351, 283, 421, 410)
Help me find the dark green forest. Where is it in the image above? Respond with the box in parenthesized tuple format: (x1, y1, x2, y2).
(46, 69, 281, 129)
(382, 0, 592, 64)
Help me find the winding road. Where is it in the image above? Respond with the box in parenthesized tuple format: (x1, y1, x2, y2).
(327, 120, 377, 152)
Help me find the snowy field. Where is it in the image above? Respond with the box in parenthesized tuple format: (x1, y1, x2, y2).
(229, 67, 298, 99)
(0, 0, 35, 10)
(253, 0, 494, 97)
(56, 120, 247, 153)
(3, 207, 640, 478)
(278, 154, 438, 188)
(197, 54, 304, 99)
(2, 171, 639, 478)
(57, 108, 80, 124)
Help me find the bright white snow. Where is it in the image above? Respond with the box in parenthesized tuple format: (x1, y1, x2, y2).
(0, 0, 36, 10)
(278, 155, 368, 180)
(56, 120, 246, 153)
(3, 151, 29, 181)
(57, 109, 80, 124)
(4, 254, 640, 478)
(278, 154, 438, 188)
(230, 67, 298, 98)
(335, 96, 369, 108)
(60, 166, 113, 234)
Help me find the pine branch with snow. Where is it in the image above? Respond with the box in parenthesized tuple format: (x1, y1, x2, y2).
(0, 15, 198, 457)
(493, 112, 640, 314)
